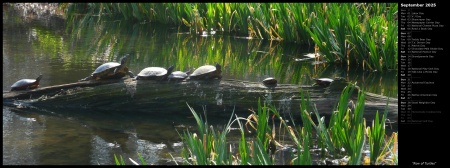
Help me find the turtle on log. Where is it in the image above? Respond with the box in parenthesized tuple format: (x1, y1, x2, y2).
(168, 70, 191, 81)
(135, 65, 175, 80)
(79, 54, 134, 82)
(188, 63, 222, 80)
(10, 74, 43, 91)
(262, 77, 277, 87)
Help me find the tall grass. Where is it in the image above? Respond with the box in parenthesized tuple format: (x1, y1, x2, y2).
(238, 105, 274, 165)
(178, 103, 238, 165)
(366, 97, 390, 165)
(175, 84, 397, 165)
(60, 3, 397, 71)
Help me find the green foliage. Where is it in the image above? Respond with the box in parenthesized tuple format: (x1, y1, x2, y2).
(306, 84, 366, 164)
(177, 84, 396, 165)
(114, 153, 147, 165)
(366, 98, 389, 164)
(178, 103, 238, 165)
(113, 154, 126, 165)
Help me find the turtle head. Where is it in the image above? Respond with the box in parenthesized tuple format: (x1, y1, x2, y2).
(163, 65, 175, 80)
(114, 54, 130, 74)
(215, 63, 222, 76)
(215, 63, 222, 72)
(214, 63, 222, 79)
(120, 54, 131, 64)
(167, 65, 175, 74)
(334, 77, 345, 81)
(184, 69, 191, 75)
(36, 74, 43, 82)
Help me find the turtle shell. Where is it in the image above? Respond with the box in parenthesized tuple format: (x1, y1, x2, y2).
(189, 63, 222, 80)
(92, 62, 121, 77)
(168, 70, 190, 80)
(80, 54, 133, 81)
(11, 74, 43, 91)
(136, 65, 174, 80)
(314, 78, 336, 86)
(328, 77, 349, 89)
(262, 77, 277, 86)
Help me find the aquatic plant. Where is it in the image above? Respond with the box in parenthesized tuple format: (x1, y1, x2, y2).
(176, 84, 397, 165)
(178, 103, 236, 165)
(366, 100, 389, 165)
(114, 152, 147, 165)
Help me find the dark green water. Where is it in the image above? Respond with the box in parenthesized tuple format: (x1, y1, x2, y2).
(3, 4, 398, 165)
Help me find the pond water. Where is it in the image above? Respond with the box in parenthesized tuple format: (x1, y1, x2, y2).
(3, 4, 398, 165)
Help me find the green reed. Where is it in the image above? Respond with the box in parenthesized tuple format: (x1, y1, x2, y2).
(114, 152, 147, 165)
(366, 98, 389, 165)
(346, 3, 398, 71)
(269, 92, 313, 165)
(177, 84, 396, 165)
(301, 83, 396, 165)
(237, 101, 274, 165)
(114, 154, 126, 165)
(301, 84, 364, 164)
(179, 101, 277, 165)
(178, 103, 236, 165)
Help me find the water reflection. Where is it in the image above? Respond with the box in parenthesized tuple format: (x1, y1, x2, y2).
(3, 103, 244, 165)
(3, 107, 40, 165)
(90, 135, 116, 165)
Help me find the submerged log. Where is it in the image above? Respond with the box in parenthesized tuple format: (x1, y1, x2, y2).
(3, 78, 398, 122)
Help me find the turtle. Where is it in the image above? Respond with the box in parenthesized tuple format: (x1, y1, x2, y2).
(168, 70, 191, 81)
(79, 54, 134, 81)
(328, 77, 352, 91)
(135, 65, 174, 80)
(262, 77, 277, 87)
(188, 63, 222, 80)
(314, 78, 334, 86)
(11, 74, 43, 91)
(313, 77, 346, 87)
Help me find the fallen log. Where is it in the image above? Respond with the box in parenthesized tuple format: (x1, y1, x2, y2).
(3, 79, 121, 101)
(3, 78, 397, 123)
